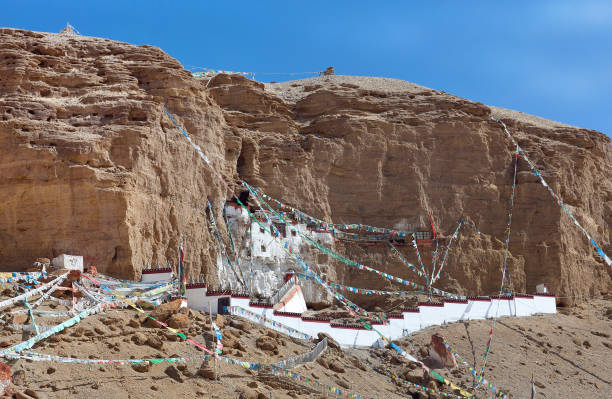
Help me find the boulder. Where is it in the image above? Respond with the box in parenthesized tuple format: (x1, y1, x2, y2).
(317, 333, 341, 350)
(229, 319, 246, 331)
(214, 314, 226, 328)
(131, 332, 148, 345)
(131, 361, 151, 373)
(11, 369, 25, 386)
(164, 365, 184, 383)
(255, 336, 277, 352)
(329, 360, 345, 373)
(197, 361, 217, 380)
(428, 335, 457, 369)
(146, 336, 164, 350)
(167, 313, 191, 329)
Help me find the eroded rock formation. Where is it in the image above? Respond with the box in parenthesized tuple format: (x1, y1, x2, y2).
(1, 28, 610, 302)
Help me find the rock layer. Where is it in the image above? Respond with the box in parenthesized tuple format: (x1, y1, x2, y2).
(0, 28, 610, 301)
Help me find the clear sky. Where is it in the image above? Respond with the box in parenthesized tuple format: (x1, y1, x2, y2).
(2, 1, 611, 137)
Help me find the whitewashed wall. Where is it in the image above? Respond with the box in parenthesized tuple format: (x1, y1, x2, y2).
(191, 294, 556, 348)
(465, 298, 492, 320)
(141, 269, 173, 283)
(443, 300, 469, 322)
(533, 294, 557, 314)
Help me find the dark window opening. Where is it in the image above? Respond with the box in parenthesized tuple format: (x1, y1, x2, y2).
(273, 223, 286, 238)
(291, 230, 297, 237)
(218, 297, 230, 314)
(261, 245, 266, 253)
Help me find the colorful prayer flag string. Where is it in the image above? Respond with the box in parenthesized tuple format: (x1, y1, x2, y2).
(492, 116, 611, 268)
(476, 144, 519, 386)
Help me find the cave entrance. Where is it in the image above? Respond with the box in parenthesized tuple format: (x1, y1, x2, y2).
(237, 152, 247, 177)
(236, 139, 256, 180)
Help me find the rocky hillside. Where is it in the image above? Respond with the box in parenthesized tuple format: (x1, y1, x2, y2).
(0, 28, 610, 301)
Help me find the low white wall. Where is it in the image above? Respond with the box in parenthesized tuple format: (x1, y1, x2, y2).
(488, 297, 514, 318)
(514, 295, 537, 317)
(465, 298, 491, 320)
(443, 300, 469, 323)
(328, 325, 380, 347)
(299, 318, 332, 338)
(200, 293, 231, 314)
(185, 285, 207, 310)
(199, 288, 556, 348)
(402, 310, 422, 334)
(270, 312, 302, 331)
(533, 294, 556, 314)
(418, 303, 446, 328)
(141, 270, 173, 283)
(230, 296, 250, 309)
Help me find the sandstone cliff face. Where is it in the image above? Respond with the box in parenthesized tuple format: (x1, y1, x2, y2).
(0, 28, 232, 282)
(1, 28, 610, 301)
(212, 76, 612, 302)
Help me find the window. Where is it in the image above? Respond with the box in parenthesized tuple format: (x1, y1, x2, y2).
(273, 222, 286, 237)
(415, 231, 431, 240)
(261, 245, 266, 253)
(291, 230, 297, 237)
(260, 227, 265, 234)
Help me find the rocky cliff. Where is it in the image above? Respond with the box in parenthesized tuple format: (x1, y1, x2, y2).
(1, 28, 610, 302)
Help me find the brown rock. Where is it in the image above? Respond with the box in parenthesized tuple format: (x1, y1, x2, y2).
(164, 365, 184, 383)
(336, 379, 350, 389)
(329, 360, 345, 373)
(214, 314, 225, 328)
(256, 336, 277, 352)
(167, 313, 190, 329)
(14, 391, 32, 399)
(317, 333, 341, 350)
(24, 389, 41, 399)
(351, 357, 367, 371)
(428, 334, 457, 368)
(131, 361, 151, 373)
(142, 301, 183, 328)
(12, 369, 25, 386)
(197, 361, 217, 380)
(317, 357, 329, 369)
(164, 331, 179, 342)
(402, 368, 424, 384)
(131, 332, 148, 345)
(237, 388, 258, 399)
(146, 336, 164, 350)
(229, 319, 246, 331)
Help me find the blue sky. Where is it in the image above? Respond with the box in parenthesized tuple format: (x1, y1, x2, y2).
(2, 1, 611, 136)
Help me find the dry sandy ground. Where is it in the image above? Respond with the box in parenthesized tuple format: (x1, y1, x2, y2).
(1, 292, 610, 399)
